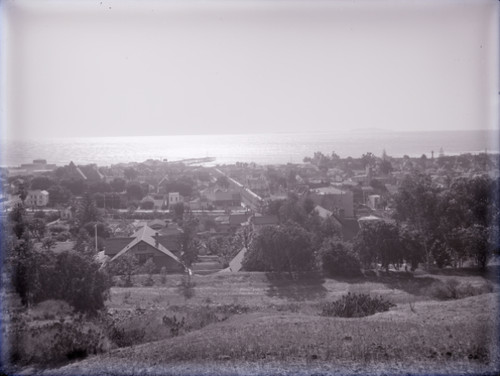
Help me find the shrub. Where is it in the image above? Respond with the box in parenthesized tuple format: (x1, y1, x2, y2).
(160, 267, 167, 284)
(321, 293, 395, 318)
(178, 275, 196, 300)
(430, 279, 494, 300)
(319, 240, 362, 278)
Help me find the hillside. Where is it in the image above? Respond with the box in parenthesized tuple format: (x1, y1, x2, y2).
(25, 271, 500, 376)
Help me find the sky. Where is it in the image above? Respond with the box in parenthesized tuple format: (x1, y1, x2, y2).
(1, 0, 498, 139)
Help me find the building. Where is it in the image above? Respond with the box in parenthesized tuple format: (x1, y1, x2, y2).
(202, 188, 241, 209)
(310, 186, 354, 218)
(104, 225, 184, 272)
(7, 159, 57, 177)
(367, 194, 381, 210)
(25, 190, 49, 207)
(249, 214, 279, 231)
(168, 192, 183, 208)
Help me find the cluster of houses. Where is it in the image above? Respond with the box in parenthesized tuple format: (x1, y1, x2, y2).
(3, 151, 498, 275)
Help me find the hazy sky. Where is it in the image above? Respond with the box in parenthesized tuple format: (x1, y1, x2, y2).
(1, 0, 498, 139)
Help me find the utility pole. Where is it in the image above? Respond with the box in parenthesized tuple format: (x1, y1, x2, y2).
(95, 223, 98, 253)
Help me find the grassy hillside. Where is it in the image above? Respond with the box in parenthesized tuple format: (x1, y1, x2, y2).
(8, 270, 500, 375)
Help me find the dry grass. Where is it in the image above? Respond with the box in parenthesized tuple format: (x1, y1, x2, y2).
(6, 271, 500, 375)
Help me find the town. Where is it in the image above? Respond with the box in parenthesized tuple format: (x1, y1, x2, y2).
(1, 149, 499, 375)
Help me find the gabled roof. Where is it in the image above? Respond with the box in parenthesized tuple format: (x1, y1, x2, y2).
(108, 225, 182, 265)
(229, 247, 247, 272)
(314, 205, 333, 219)
(68, 161, 87, 180)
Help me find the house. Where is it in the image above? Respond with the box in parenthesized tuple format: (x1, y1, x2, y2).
(104, 225, 184, 272)
(228, 213, 251, 229)
(7, 159, 58, 176)
(141, 195, 166, 210)
(203, 188, 242, 209)
(25, 190, 49, 207)
(313, 205, 356, 241)
(67, 161, 88, 181)
(249, 215, 279, 231)
(78, 164, 105, 182)
(310, 186, 354, 218)
(367, 195, 381, 210)
(168, 192, 183, 208)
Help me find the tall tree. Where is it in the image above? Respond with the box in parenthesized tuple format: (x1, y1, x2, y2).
(393, 173, 441, 268)
(354, 221, 403, 271)
(76, 193, 101, 227)
(242, 222, 315, 276)
(179, 213, 200, 268)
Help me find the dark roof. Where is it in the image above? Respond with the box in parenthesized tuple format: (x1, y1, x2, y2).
(104, 237, 134, 256)
(148, 219, 167, 229)
(106, 226, 181, 263)
(229, 213, 250, 226)
(252, 215, 279, 226)
(104, 228, 180, 256)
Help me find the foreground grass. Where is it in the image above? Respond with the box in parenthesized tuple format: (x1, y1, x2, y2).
(17, 271, 497, 376)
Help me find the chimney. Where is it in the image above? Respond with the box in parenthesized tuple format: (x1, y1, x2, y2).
(155, 232, 160, 248)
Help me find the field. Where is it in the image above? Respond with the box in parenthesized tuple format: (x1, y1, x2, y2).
(5, 269, 500, 376)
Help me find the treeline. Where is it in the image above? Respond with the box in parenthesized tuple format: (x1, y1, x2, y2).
(4, 200, 110, 312)
(237, 173, 499, 276)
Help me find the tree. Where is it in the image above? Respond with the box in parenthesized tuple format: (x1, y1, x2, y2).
(141, 258, 156, 286)
(242, 223, 315, 276)
(172, 202, 185, 219)
(319, 240, 361, 278)
(47, 184, 72, 206)
(9, 236, 39, 306)
(42, 236, 56, 251)
(30, 176, 55, 190)
(9, 203, 28, 239)
(16, 182, 28, 203)
(54, 251, 110, 313)
(126, 182, 144, 201)
(361, 152, 376, 169)
(179, 214, 200, 268)
(107, 252, 139, 287)
(399, 228, 423, 271)
(354, 221, 403, 271)
(216, 176, 230, 189)
(28, 218, 47, 241)
(379, 160, 393, 175)
(124, 167, 139, 181)
(76, 193, 101, 227)
(463, 225, 491, 270)
(393, 173, 441, 268)
(110, 178, 126, 192)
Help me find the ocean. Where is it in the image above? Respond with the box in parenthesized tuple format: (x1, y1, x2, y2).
(1, 129, 498, 167)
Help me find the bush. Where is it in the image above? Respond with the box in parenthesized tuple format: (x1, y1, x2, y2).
(178, 275, 196, 300)
(429, 278, 494, 300)
(321, 293, 395, 318)
(319, 240, 362, 278)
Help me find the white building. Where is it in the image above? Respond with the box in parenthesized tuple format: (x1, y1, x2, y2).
(367, 194, 381, 210)
(168, 192, 183, 208)
(25, 190, 49, 207)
